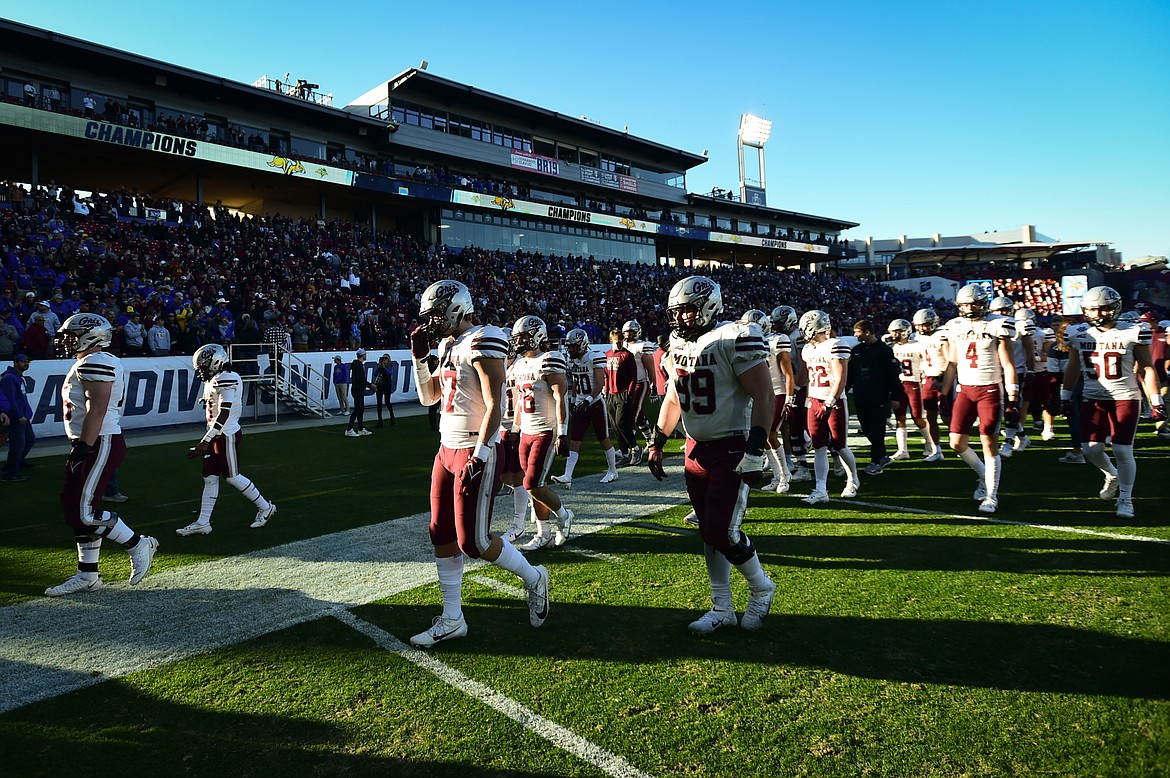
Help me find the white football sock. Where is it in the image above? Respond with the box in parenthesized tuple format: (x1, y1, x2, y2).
(704, 544, 732, 611)
(563, 450, 580, 480)
(493, 538, 538, 587)
(512, 485, 530, 523)
(435, 554, 464, 621)
(895, 428, 909, 453)
(226, 473, 270, 512)
(838, 447, 859, 482)
(604, 447, 617, 473)
(197, 475, 219, 524)
(1082, 442, 1118, 476)
(986, 454, 1001, 497)
(958, 447, 985, 475)
(813, 448, 829, 491)
(1113, 443, 1136, 499)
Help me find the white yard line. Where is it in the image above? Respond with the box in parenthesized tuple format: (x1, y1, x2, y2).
(336, 610, 655, 778)
(836, 498, 1170, 545)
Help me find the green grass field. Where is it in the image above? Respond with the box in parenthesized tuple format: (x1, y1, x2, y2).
(1, 414, 1168, 777)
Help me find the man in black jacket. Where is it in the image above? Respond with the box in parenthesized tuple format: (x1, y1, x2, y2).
(345, 349, 371, 437)
(849, 320, 902, 475)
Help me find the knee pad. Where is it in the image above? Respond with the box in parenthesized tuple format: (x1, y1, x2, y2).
(225, 474, 250, 490)
(720, 533, 756, 566)
(1083, 441, 1106, 460)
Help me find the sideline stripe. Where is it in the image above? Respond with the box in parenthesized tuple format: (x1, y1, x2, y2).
(568, 548, 624, 564)
(335, 610, 655, 778)
(834, 498, 1170, 545)
(466, 574, 525, 598)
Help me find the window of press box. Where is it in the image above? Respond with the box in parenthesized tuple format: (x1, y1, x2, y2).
(533, 137, 556, 158)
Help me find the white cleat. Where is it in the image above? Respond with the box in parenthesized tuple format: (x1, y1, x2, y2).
(1116, 499, 1135, 519)
(549, 474, 572, 488)
(599, 471, 619, 484)
(128, 536, 159, 585)
(741, 580, 776, 631)
(344, 429, 359, 437)
(923, 450, 944, 463)
(998, 443, 1014, 459)
(358, 429, 373, 436)
(45, 573, 103, 597)
(553, 509, 574, 547)
(1014, 435, 1030, 451)
(503, 524, 526, 543)
(978, 496, 999, 514)
(689, 608, 737, 635)
(1058, 451, 1085, 464)
(176, 522, 213, 536)
(526, 565, 550, 627)
(840, 480, 859, 498)
(252, 502, 277, 528)
(789, 466, 812, 482)
(890, 450, 910, 461)
(518, 534, 551, 552)
(774, 477, 790, 494)
(1040, 428, 1056, 441)
(973, 479, 988, 501)
(832, 462, 846, 477)
(409, 614, 468, 648)
(683, 511, 699, 527)
(1099, 475, 1120, 501)
(802, 489, 830, 505)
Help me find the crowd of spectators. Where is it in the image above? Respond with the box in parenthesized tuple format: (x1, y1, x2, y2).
(0, 179, 953, 363)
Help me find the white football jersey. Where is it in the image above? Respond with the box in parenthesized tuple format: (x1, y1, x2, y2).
(203, 370, 243, 436)
(1034, 327, 1055, 371)
(62, 350, 125, 440)
(766, 332, 793, 395)
(1067, 321, 1149, 401)
(511, 350, 568, 434)
(627, 339, 654, 382)
(437, 324, 510, 448)
(665, 322, 768, 441)
(802, 337, 852, 402)
(943, 315, 1015, 386)
(892, 339, 925, 385)
(568, 349, 606, 401)
(501, 358, 516, 430)
(918, 330, 948, 378)
(1011, 317, 1035, 372)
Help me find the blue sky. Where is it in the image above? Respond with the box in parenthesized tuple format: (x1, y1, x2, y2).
(8, 1, 1169, 259)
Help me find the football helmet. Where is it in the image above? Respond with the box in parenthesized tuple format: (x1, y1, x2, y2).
(770, 305, 797, 333)
(955, 284, 990, 319)
(58, 313, 113, 355)
(739, 309, 771, 336)
(193, 343, 230, 381)
(1014, 307, 1036, 323)
(799, 310, 832, 342)
(989, 296, 1015, 316)
(912, 308, 939, 334)
(1118, 310, 1140, 323)
(1159, 320, 1170, 333)
(667, 276, 723, 341)
(565, 328, 590, 359)
(621, 319, 642, 341)
(511, 315, 548, 355)
(1080, 286, 1122, 327)
(419, 280, 473, 342)
(887, 319, 912, 343)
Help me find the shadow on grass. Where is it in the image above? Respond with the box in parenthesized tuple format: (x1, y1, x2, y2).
(360, 602, 1170, 701)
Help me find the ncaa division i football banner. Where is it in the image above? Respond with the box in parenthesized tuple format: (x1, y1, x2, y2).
(20, 350, 420, 440)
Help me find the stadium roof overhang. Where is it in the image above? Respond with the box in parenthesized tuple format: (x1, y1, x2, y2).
(385, 68, 708, 172)
(893, 242, 1104, 265)
(0, 19, 386, 135)
(686, 192, 859, 232)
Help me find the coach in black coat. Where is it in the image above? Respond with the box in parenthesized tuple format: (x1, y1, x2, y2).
(848, 320, 903, 472)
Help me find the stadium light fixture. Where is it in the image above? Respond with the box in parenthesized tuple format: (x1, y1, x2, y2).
(739, 114, 772, 147)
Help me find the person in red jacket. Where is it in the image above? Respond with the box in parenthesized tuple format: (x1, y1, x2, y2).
(604, 328, 639, 464)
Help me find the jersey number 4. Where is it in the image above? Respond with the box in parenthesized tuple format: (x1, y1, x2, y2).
(674, 369, 716, 414)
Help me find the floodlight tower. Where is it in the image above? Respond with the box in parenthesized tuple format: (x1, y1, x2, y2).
(737, 113, 772, 206)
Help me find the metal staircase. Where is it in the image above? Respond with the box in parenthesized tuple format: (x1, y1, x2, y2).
(231, 343, 331, 420)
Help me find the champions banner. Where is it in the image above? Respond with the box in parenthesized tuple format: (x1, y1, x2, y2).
(0, 103, 356, 187)
(21, 350, 419, 440)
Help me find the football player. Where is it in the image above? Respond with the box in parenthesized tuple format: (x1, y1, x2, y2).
(177, 343, 276, 537)
(773, 305, 811, 480)
(1019, 308, 1056, 440)
(741, 309, 793, 492)
(622, 319, 657, 462)
(508, 315, 575, 550)
(939, 284, 1018, 514)
(888, 318, 937, 461)
(498, 353, 529, 543)
(648, 276, 776, 635)
(800, 310, 861, 502)
(989, 296, 1035, 456)
(551, 328, 620, 487)
(913, 308, 947, 462)
(1061, 286, 1164, 518)
(1046, 316, 1086, 463)
(45, 313, 158, 596)
(409, 280, 550, 647)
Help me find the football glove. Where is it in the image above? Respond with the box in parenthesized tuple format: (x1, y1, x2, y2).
(930, 376, 945, 393)
(1002, 400, 1020, 428)
(409, 324, 431, 359)
(68, 440, 93, 465)
(556, 435, 570, 457)
(815, 400, 836, 420)
(1152, 404, 1167, 423)
(458, 455, 487, 497)
(647, 446, 667, 481)
(735, 452, 768, 487)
